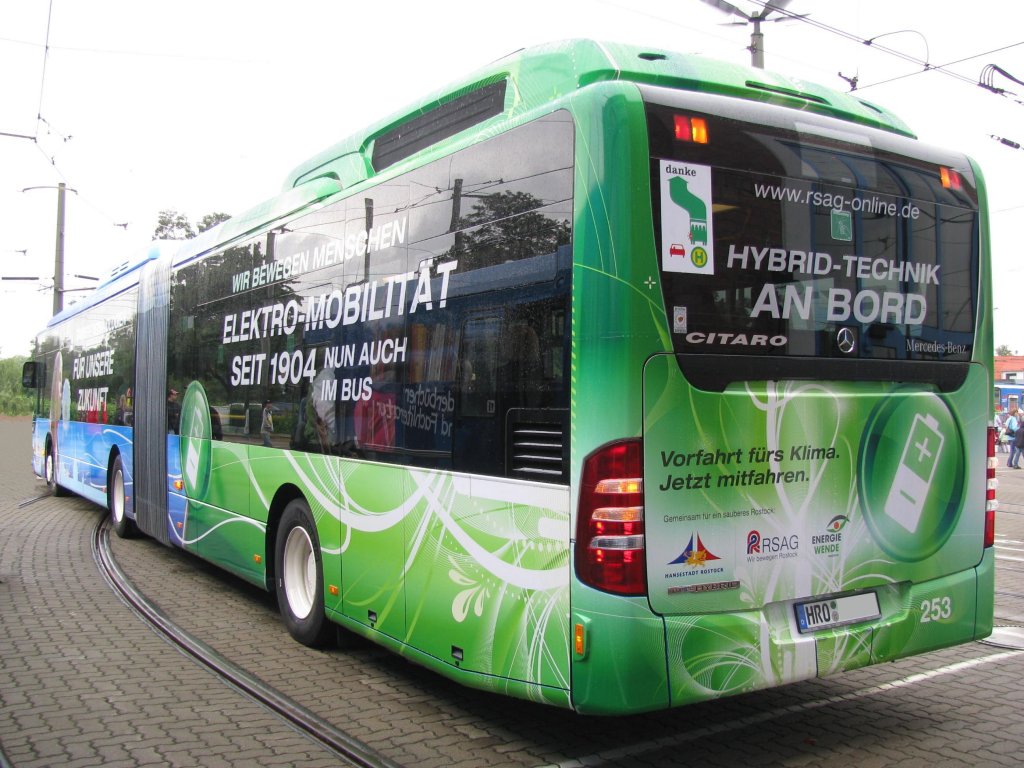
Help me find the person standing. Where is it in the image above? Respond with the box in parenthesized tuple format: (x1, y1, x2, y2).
(1008, 407, 1022, 468)
(166, 389, 180, 434)
(1013, 415, 1024, 469)
(261, 400, 274, 448)
(995, 411, 1007, 453)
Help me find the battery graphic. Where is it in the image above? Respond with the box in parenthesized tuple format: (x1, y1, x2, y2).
(884, 413, 944, 533)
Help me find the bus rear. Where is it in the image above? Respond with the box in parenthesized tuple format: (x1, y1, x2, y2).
(571, 75, 993, 712)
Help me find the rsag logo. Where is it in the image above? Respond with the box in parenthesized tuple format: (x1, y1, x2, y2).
(746, 530, 799, 561)
(747, 530, 761, 554)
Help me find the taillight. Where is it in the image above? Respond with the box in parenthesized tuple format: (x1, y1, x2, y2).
(576, 440, 646, 595)
(986, 426, 998, 547)
(940, 166, 963, 191)
(673, 114, 709, 144)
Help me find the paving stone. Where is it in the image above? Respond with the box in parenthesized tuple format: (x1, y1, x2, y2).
(4, 414, 1024, 768)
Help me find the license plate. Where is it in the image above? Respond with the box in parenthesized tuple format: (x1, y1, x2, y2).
(795, 592, 880, 634)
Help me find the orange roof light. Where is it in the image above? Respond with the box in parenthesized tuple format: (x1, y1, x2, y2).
(690, 117, 709, 144)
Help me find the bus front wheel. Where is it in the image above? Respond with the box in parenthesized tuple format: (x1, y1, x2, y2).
(274, 499, 333, 648)
(45, 444, 69, 497)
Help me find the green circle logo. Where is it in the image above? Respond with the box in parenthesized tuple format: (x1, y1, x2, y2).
(691, 247, 708, 269)
(857, 393, 964, 561)
(179, 381, 213, 501)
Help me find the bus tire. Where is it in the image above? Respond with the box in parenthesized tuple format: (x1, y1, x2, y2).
(45, 443, 70, 497)
(108, 455, 137, 538)
(274, 498, 333, 648)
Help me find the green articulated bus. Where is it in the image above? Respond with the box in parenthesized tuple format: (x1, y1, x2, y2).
(23, 39, 995, 714)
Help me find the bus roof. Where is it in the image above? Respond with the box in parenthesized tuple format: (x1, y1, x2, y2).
(54, 39, 919, 327)
(47, 240, 177, 327)
(284, 39, 915, 193)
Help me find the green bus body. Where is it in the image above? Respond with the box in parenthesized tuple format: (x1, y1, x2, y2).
(26, 40, 993, 714)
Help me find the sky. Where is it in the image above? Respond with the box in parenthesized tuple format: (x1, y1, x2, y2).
(1, 0, 1021, 356)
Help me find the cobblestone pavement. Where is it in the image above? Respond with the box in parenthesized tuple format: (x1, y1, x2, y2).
(0, 418, 342, 768)
(2, 415, 1024, 767)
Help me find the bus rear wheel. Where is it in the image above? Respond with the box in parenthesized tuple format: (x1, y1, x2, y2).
(108, 455, 137, 538)
(275, 499, 333, 648)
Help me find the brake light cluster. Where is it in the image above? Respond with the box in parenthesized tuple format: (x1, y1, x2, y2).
(575, 440, 646, 595)
(674, 114, 709, 144)
(940, 166, 963, 191)
(986, 426, 998, 548)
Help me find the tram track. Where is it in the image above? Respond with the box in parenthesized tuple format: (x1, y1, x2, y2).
(87, 493, 1024, 764)
(91, 517, 402, 768)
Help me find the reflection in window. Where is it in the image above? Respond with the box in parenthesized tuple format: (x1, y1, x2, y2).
(647, 102, 978, 363)
(165, 111, 572, 484)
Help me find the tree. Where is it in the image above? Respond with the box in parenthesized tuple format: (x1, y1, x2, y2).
(0, 356, 34, 415)
(153, 210, 196, 240)
(997, 344, 1016, 356)
(153, 210, 232, 240)
(198, 212, 232, 233)
(451, 189, 571, 270)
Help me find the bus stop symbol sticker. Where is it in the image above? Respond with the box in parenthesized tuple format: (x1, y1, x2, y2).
(831, 209, 853, 241)
(661, 161, 715, 275)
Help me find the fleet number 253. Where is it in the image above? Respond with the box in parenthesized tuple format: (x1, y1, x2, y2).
(920, 596, 952, 622)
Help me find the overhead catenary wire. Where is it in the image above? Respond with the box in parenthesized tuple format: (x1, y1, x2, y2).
(0, 2, 54, 142)
(35, 0, 55, 138)
(745, 0, 1024, 94)
(980, 63, 1024, 105)
(856, 42, 1024, 92)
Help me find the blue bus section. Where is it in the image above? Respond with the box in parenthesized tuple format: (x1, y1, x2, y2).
(995, 382, 1024, 413)
(35, 416, 134, 510)
(167, 434, 188, 547)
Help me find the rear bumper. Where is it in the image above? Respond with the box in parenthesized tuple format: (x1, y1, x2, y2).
(660, 550, 994, 707)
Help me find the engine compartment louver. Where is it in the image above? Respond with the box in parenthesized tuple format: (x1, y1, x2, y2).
(506, 408, 569, 484)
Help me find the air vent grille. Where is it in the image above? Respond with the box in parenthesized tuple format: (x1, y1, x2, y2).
(507, 408, 568, 484)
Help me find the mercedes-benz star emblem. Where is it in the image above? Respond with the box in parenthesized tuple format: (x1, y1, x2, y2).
(837, 327, 856, 354)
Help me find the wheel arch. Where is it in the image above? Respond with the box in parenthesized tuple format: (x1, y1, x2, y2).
(264, 482, 306, 591)
(44, 430, 70, 496)
(106, 445, 122, 493)
(44, 431, 54, 482)
(106, 446, 138, 538)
